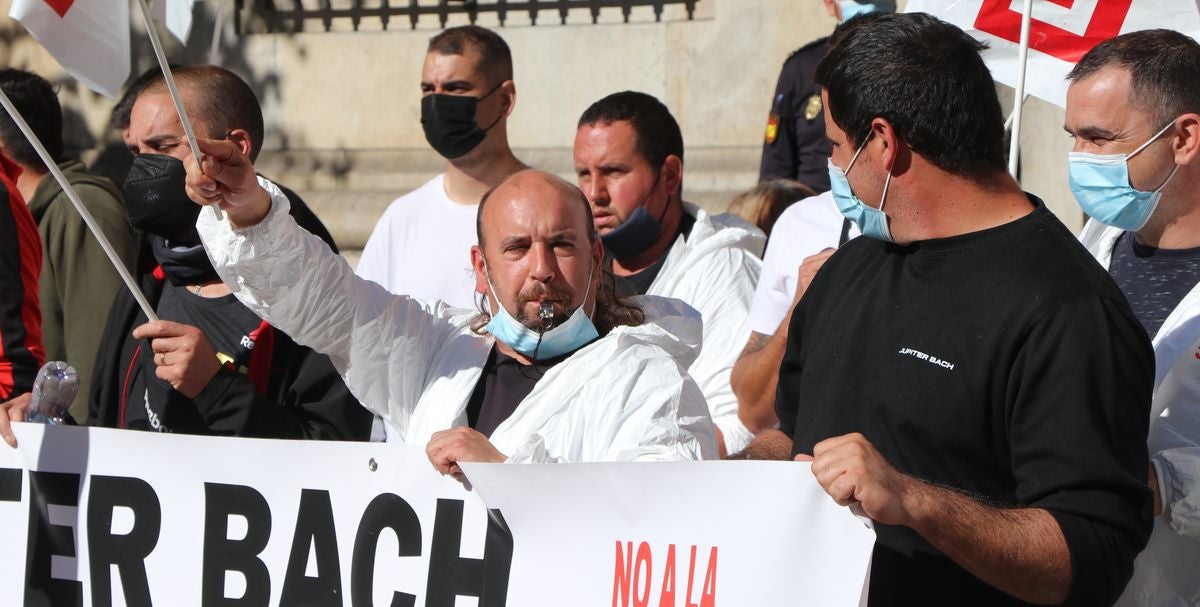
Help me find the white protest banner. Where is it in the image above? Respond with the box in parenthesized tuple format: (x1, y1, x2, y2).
(0, 423, 875, 606)
(8, 0, 131, 98)
(905, 0, 1200, 107)
(463, 461, 876, 607)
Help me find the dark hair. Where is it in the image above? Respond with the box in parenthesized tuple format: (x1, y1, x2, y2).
(1068, 29, 1200, 126)
(141, 66, 265, 161)
(111, 65, 177, 132)
(470, 171, 643, 335)
(0, 69, 63, 170)
(428, 25, 514, 88)
(577, 91, 684, 173)
(814, 12, 1006, 176)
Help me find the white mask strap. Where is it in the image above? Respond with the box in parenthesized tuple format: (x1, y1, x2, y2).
(1127, 120, 1177, 160)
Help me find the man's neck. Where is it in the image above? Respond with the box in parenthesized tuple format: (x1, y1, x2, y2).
(443, 144, 526, 205)
(15, 167, 47, 204)
(893, 170, 1033, 243)
(610, 198, 685, 277)
(1135, 174, 1200, 250)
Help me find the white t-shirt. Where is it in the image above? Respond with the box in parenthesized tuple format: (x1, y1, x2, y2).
(746, 191, 859, 335)
(356, 174, 480, 310)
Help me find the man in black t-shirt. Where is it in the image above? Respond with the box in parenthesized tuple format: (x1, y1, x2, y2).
(741, 14, 1153, 606)
(1065, 30, 1200, 606)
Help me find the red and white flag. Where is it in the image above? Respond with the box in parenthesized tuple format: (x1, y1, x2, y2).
(8, 0, 131, 98)
(153, 0, 195, 44)
(906, 0, 1200, 107)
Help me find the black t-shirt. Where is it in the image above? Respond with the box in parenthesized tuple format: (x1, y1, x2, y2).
(1108, 231, 1200, 339)
(123, 283, 262, 432)
(465, 347, 567, 437)
(610, 211, 696, 298)
(777, 200, 1154, 606)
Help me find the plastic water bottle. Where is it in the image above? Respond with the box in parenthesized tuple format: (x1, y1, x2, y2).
(25, 361, 78, 425)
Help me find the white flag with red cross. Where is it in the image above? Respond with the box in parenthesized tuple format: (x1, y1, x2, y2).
(905, 0, 1200, 107)
(8, 0, 131, 98)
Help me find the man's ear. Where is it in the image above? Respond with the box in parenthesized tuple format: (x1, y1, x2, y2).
(471, 244, 488, 295)
(227, 129, 255, 160)
(871, 117, 901, 174)
(662, 154, 684, 198)
(499, 80, 516, 118)
(1173, 113, 1200, 166)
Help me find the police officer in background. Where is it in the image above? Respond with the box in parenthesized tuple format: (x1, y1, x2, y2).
(758, 0, 895, 191)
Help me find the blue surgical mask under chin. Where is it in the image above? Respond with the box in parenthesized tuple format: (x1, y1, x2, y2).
(483, 264, 600, 361)
(839, 0, 885, 21)
(827, 137, 894, 242)
(1068, 120, 1179, 231)
(599, 172, 667, 261)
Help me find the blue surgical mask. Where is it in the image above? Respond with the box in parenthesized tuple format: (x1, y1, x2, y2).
(839, 1, 887, 22)
(1068, 120, 1179, 231)
(827, 135, 894, 242)
(599, 171, 667, 261)
(484, 263, 599, 361)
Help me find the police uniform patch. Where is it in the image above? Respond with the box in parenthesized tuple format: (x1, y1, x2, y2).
(765, 113, 779, 144)
(804, 94, 823, 121)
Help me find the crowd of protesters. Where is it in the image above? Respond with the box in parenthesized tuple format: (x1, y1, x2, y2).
(0, 2, 1196, 604)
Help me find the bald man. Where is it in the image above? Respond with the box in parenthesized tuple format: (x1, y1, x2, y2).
(185, 148, 717, 475)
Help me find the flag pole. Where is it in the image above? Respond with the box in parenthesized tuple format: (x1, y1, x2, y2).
(1007, 0, 1034, 180)
(209, 0, 227, 65)
(133, 0, 223, 219)
(0, 90, 159, 322)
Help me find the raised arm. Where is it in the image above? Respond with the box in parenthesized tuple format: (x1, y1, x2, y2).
(185, 138, 454, 436)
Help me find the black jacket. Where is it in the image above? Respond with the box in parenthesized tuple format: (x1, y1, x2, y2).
(88, 265, 371, 440)
(88, 189, 368, 439)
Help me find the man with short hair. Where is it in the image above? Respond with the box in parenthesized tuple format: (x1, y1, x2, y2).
(357, 25, 526, 307)
(574, 91, 763, 456)
(182, 147, 717, 470)
(1064, 29, 1200, 606)
(746, 13, 1153, 604)
(0, 69, 136, 422)
(4, 65, 371, 441)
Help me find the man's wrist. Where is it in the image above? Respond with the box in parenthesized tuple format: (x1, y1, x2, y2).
(227, 187, 273, 228)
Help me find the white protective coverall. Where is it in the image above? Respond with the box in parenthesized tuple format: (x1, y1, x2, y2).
(1082, 220, 1200, 607)
(651, 203, 764, 454)
(196, 178, 719, 463)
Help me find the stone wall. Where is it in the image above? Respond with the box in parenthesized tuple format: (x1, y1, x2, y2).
(0, 0, 1082, 266)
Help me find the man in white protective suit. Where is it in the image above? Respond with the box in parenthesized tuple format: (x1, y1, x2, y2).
(573, 91, 765, 457)
(1064, 29, 1200, 607)
(184, 145, 718, 475)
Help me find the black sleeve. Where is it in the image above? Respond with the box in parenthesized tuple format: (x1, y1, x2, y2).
(1006, 295, 1154, 606)
(190, 344, 372, 441)
(0, 188, 42, 399)
(758, 47, 833, 192)
(758, 59, 800, 183)
(774, 290, 809, 442)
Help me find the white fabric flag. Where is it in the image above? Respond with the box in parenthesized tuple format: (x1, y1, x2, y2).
(9, 0, 130, 98)
(906, 0, 1200, 108)
(153, 0, 195, 44)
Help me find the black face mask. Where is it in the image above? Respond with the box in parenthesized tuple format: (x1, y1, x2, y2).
(122, 154, 202, 245)
(420, 84, 503, 159)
